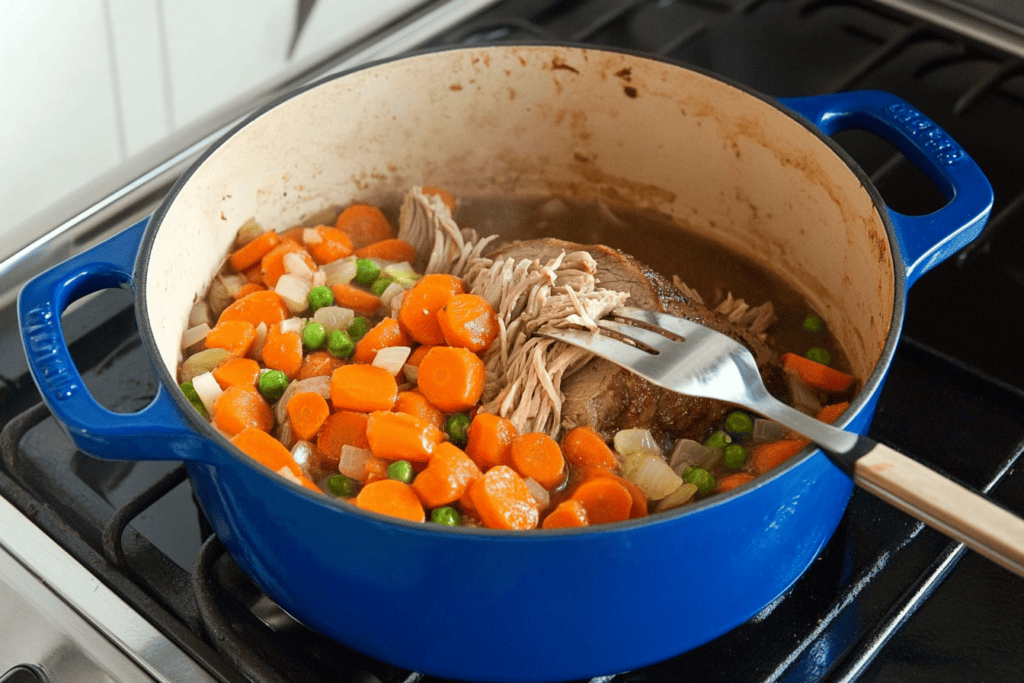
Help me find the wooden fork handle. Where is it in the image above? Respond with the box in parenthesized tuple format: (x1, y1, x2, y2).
(853, 442, 1024, 578)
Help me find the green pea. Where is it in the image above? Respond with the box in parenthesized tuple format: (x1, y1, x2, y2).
(258, 370, 289, 401)
(354, 258, 380, 285)
(430, 506, 461, 526)
(806, 347, 831, 366)
(723, 444, 748, 469)
(803, 314, 823, 333)
(327, 474, 360, 498)
(387, 460, 414, 484)
(724, 410, 753, 437)
(327, 329, 355, 358)
(302, 321, 327, 350)
(703, 430, 731, 451)
(370, 276, 394, 296)
(347, 317, 369, 341)
(179, 381, 208, 418)
(683, 467, 716, 494)
(445, 412, 471, 447)
(307, 285, 334, 312)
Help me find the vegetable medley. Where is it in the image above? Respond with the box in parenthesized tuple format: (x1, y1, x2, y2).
(178, 188, 857, 530)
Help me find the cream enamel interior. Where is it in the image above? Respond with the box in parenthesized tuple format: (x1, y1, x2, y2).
(147, 46, 895, 387)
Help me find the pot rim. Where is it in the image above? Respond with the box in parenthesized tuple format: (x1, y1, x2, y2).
(136, 42, 907, 536)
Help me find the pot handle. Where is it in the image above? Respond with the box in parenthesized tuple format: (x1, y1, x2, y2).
(18, 218, 213, 464)
(778, 91, 993, 288)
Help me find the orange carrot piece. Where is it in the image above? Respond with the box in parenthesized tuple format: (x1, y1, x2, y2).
(415, 273, 465, 297)
(509, 432, 566, 490)
(355, 238, 418, 263)
(464, 413, 519, 470)
(261, 322, 304, 379)
(422, 186, 456, 213)
(411, 442, 482, 508)
(279, 226, 306, 243)
(330, 283, 382, 315)
(353, 317, 410, 364)
(416, 346, 486, 413)
(233, 282, 266, 300)
(261, 241, 317, 288)
(716, 472, 757, 493)
(816, 401, 851, 425)
(242, 263, 264, 284)
(229, 230, 280, 271)
(213, 385, 273, 437)
(296, 350, 344, 380)
(751, 439, 809, 475)
(205, 320, 257, 357)
(365, 410, 444, 461)
(286, 392, 331, 442)
(335, 204, 393, 248)
(406, 344, 440, 368)
(212, 357, 261, 389)
(363, 454, 391, 484)
(570, 476, 633, 525)
(217, 290, 290, 328)
(398, 284, 452, 345)
(330, 364, 397, 413)
(306, 225, 354, 265)
(354, 479, 425, 523)
(317, 410, 370, 459)
(230, 427, 301, 478)
(436, 293, 499, 353)
(782, 353, 856, 392)
(467, 466, 539, 530)
(394, 390, 445, 432)
(561, 426, 619, 470)
(541, 499, 589, 529)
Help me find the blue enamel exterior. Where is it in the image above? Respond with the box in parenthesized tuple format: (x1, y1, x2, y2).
(18, 84, 991, 682)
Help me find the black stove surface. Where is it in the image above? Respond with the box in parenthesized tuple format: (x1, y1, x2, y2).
(1, 2, 1022, 682)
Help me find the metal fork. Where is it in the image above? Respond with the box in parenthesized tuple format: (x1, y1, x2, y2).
(540, 306, 1024, 578)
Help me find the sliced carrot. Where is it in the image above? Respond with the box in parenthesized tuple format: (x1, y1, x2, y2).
(363, 454, 391, 484)
(317, 410, 370, 460)
(261, 240, 317, 288)
(296, 350, 344, 380)
(233, 282, 266, 300)
(751, 438, 810, 475)
(286, 392, 331, 442)
(411, 442, 482, 508)
(354, 479, 425, 523)
(406, 344, 440, 368)
(467, 465, 539, 530)
(242, 263, 264, 284)
(261, 322, 304, 379)
(231, 427, 301, 478)
(306, 225, 354, 265)
(355, 238, 418, 263)
(422, 186, 456, 213)
(213, 385, 273, 437)
(205, 320, 257, 357)
(330, 364, 397, 413)
(576, 465, 649, 518)
(365, 410, 444, 461)
(541, 499, 589, 529)
(464, 413, 519, 470)
(330, 283, 382, 315)
(436, 293, 499, 353)
(279, 226, 306, 243)
(816, 401, 851, 425)
(716, 472, 757, 493)
(353, 317, 410, 364)
(229, 230, 280, 271)
(416, 346, 486, 413)
(335, 204, 393, 248)
(212, 357, 261, 389)
(217, 290, 290, 328)
(569, 476, 633, 525)
(415, 273, 465, 297)
(782, 353, 856, 392)
(394, 390, 445, 432)
(509, 432, 566, 490)
(398, 284, 452, 345)
(561, 426, 620, 471)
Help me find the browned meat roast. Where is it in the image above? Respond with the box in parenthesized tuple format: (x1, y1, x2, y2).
(491, 238, 787, 441)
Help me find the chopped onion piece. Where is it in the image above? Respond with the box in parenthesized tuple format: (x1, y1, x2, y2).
(785, 367, 822, 415)
(373, 346, 412, 376)
(382, 263, 420, 287)
(655, 483, 699, 512)
(302, 227, 323, 245)
(191, 371, 223, 415)
(283, 251, 315, 280)
(624, 452, 682, 500)
(752, 418, 790, 443)
(235, 218, 263, 246)
(251, 322, 268, 360)
(312, 269, 327, 287)
(322, 256, 357, 287)
(402, 363, 419, 385)
(221, 273, 248, 297)
(338, 445, 374, 481)
(379, 281, 405, 307)
(188, 300, 211, 328)
(669, 439, 719, 475)
(277, 419, 295, 451)
(180, 348, 231, 383)
(276, 274, 311, 314)
(613, 428, 660, 457)
(181, 323, 210, 350)
(278, 317, 305, 336)
(524, 477, 550, 510)
(276, 466, 301, 485)
(291, 440, 315, 475)
(313, 305, 354, 334)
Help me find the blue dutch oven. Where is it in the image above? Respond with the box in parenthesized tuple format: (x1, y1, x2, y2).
(19, 46, 991, 681)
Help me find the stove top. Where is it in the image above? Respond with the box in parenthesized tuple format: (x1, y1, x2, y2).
(1, 1, 1022, 682)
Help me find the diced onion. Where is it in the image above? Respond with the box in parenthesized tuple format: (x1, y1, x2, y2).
(302, 227, 323, 245)
(278, 317, 305, 336)
(655, 483, 699, 512)
(379, 281, 405, 307)
(181, 323, 210, 351)
(277, 466, 301, 485)
(613, 428, 660, 457)
(338, 445, 374, 481)
(250, 322, 268, 360)
(524, 477, 550, 510)
(785, 367, 822, 415)
(188, 300, 211, 328)
(669, 439, 719, 475)
(373, 346, 412, 376)
(624, 452, 682, 500)
(291, 440, 314, 475)
(402, 363, 419, 385)
(313, 306, 354, 334)
(383, 263, 420, 287)
(283, 252, 315, 280)
(312, 269, 327, 287)
(276, 274, 311, 314)
(277, 419, 295, 451)
(234, 218, 264, 246)
(180, 348, 231, 383)
(191, 371, 223, 415)
(322, 256, 357, 287)
(220, 273, 248, 297)
(752, 418, 790, 443)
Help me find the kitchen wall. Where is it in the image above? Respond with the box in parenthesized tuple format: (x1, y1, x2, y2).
(0, 0, 421, 243)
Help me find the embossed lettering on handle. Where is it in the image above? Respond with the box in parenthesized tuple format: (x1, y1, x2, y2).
(23, 304, 78, 400)
(883, 102, 964, 165)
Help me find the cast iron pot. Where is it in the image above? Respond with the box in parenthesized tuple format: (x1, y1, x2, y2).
(19, 46, 991, 682)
